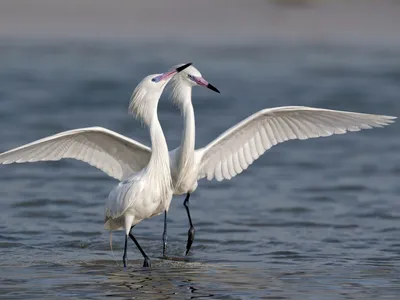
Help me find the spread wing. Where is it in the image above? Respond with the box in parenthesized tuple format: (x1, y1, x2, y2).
(196, 106, 396, 181)
(0, 126, 152, 181)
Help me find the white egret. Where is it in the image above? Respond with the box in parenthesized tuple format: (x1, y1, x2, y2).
(159, 64, 397, 256)
(0, 63, 193, 267)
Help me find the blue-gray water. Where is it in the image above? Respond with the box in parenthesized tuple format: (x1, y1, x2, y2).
(0, 39, 399, 299)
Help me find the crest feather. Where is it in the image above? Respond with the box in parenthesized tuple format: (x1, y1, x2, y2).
(128, 75, 165, 125)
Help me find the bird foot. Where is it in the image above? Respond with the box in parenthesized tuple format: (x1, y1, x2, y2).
(185, 226, 195, 255)
(143, 257, 151, 268)
(123, 255, 127, 268)
(162, 232, 168, 258)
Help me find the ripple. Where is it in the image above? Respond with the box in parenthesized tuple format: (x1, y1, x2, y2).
(363, 257, 399, 266)
(56, 240, 92, 249)
(379, 227, 399, 233)
(12, 198, 79, 208)
(226, 220, 358, 229)
(270, 207, 312, 213)
(220, 240, 256, 246)
(0, 241, 26, 248)
(299, 184, 373, 193)
(267, 250, 303, 258)
(201, 228, 253, 234)
(304, 195, 335, 202)
(0, 234, 18, 241)
(15, 210, 69, 219)
(355, 212, 400, 220)
(66, 231, 103, 238)
(322, 238, 341, 243)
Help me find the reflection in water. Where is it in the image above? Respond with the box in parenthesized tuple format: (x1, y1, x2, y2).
(3, 258, 399, 299)
(93, 260, 266, 299)
(73, 258, 400, 299)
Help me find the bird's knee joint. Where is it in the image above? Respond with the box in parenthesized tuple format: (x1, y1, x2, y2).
(189, 227, 195, 235)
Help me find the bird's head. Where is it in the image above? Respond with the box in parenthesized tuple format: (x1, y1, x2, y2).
(169, 64, 220, 106)
(171, 64, 220, 92)
(129, 63, 192, 124)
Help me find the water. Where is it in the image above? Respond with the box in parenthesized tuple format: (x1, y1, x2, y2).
(0, 39, 399, 299)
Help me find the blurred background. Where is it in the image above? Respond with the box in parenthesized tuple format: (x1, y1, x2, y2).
(0, 1, 399, 299)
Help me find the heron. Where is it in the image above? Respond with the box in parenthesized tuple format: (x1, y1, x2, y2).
(0, 62, 192, 267)
(154, 64, 397, 256)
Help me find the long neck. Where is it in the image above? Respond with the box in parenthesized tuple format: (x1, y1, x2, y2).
(178, 88, 196, 170)
(146, 112, 171, 187)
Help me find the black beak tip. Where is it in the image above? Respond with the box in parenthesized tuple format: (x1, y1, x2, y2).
(176, 63, 192, 73)
(207, 83, 220, 93)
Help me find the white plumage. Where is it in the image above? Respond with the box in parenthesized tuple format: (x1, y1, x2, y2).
(0, 63, 193, 268)
(0, 64, 396, 261)
(195, 106, 396, 181)
(165, 66, 396, 191)
(159, 65, 396, 255)
(1, 102, 393, 187)
(0, 127, 150, 181)
(101, 64, 194, 268)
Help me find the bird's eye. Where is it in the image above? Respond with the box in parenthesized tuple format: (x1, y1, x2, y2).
(151, 77, 157, 82)
(188, 74, 194, 81)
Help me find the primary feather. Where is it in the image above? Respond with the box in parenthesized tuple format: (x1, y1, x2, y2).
(0, 127, 151, 181)
(196, 106, 396, 181)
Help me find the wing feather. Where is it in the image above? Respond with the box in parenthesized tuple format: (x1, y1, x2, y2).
(197, 106, 395, 181)
(0, 127, 152, 181)
(243, 142, 253, 165)
(238, 148, 247, 170)
(254, 131, 264, 155)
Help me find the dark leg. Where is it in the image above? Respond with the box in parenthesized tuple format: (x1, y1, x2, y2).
(123, 234, 128, 268)
(129, 231, 151, 267)
(162, 211, 168, 257)
(183, 193, 195, 255)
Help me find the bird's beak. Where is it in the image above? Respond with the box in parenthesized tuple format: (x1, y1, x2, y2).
(194, 76, 220, 93)
(206, 82, 220, 93)
(157, 63, 192, 82)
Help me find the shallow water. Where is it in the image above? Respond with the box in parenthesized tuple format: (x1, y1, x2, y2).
(0, 39, 399, 299)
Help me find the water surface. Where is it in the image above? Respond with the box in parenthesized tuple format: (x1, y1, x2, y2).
(0, 39, 399, 299)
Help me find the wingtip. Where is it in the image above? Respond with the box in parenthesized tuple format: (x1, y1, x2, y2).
(384, 116, 397, 124)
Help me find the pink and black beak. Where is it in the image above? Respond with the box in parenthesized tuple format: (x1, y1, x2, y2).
(190, 75, 220, 93)
(152, 63, 192, 83)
